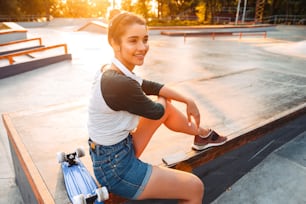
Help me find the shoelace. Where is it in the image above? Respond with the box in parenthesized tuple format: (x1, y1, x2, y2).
(210, 131, 220, 141)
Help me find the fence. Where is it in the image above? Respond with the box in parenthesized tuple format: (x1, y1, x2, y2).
(0, 15, 50, 22)
(214, 14, 306, 25)
(263, 15, 306, 25)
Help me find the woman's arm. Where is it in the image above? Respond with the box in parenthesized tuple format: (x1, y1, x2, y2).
(158, 85, 201, 128)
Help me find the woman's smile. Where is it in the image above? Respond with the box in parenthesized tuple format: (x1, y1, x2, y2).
(115, 23, 149, 70)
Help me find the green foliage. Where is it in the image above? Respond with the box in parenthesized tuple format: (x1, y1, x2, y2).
(121, 0, 134, 11)
(0, 0, 305, 23)
(196, 2, 206, 22)
(0, 0, 19, 15)
(0, 0, 110, 19)
(121, 0, 152, 19)
(51, 0, 110, 18)
(134, 0, 151, 19)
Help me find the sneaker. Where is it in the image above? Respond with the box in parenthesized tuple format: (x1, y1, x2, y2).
(192, 130, 227, 151)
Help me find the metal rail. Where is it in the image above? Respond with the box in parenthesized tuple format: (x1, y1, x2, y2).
(180, 31, 267, 42)
(0, 38, 42, 47)
(0, 44, 68, 65)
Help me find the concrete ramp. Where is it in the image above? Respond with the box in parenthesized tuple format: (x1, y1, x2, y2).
(0, 22, 27, 44)
(77, 21, 108, 33)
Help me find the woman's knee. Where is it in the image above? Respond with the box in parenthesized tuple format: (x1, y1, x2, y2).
(190, 175, 205, 198)
(161, 99, 177, 119)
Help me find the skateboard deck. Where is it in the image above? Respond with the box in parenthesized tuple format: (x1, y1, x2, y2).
(162, 133, 228, 168)
(57, 148, 109, 204)
(162, 140, 228, 168)
(162, 148, 211, 167)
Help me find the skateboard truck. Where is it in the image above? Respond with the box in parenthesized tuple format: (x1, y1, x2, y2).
(57, 147, 85, 167)
(66, 152, 77, 166)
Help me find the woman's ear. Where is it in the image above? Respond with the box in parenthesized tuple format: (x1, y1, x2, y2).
(111, 39, 121, 52)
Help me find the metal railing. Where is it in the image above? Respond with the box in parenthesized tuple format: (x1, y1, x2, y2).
(213, 14, 306, 25)
(0, 38, 42, 47)
(0, 15, 49, 22)
(0, 44, 68, 65)
(262, 15, 306, 24)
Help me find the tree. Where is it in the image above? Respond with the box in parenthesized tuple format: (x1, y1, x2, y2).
(0, 0, 19, 16)
(131, 0, 151, 19)
(50, 1, 69, 17)
(1, 0, 305, 23)
(156, 0, 171, 19)
(90, 0, 110, 17)
(50, 0, 109, 18)
(196, 0, 220, 23)
(17, 0, 55, 16)
(268, 0, 306, 16)
(121, 0, 134, 12)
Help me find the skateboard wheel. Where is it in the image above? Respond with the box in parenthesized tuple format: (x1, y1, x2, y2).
(75, 147, 85, 158)
(56, 152, 66, 163)
(96, 186, 109, 201)
(72, 194, 86, 204)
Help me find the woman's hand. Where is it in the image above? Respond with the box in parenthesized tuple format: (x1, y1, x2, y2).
(186, 99, 201, 129)
(159, 85, 201, 128)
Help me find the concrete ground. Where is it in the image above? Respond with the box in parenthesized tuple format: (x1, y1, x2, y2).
(0, 21, 305, 204)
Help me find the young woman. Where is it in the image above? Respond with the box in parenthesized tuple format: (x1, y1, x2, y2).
(87, 12, 227, 203)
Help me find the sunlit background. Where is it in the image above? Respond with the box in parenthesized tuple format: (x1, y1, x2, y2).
(0, 0, 305, 25)
(57, 0, 158, 19)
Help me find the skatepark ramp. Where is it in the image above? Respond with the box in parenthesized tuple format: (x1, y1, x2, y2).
(0, 22, 27, 44)
(0, 38, 72, 79)
(76, 21, 108, 33)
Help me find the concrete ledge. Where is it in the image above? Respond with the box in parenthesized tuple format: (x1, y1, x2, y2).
(0, 54, 72, 79)
(1, 101, 305, 204)
(77, 21, 108, 33)
(166, 103, 306, 171)
(197, 111, 306, 204)
(2, 114, 55, 204)
(0, 22, 27, 44)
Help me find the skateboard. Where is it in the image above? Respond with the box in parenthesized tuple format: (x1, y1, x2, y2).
(57, 147, 109, 204)
(162, 149, 210, 167)
(162, 133, 228, 168)
(162, 146, 220, 168)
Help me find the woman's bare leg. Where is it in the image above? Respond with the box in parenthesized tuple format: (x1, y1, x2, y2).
(132, 100, 210, 157)
(132, 99, 205, 203)
(138, 166, 204, 203)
